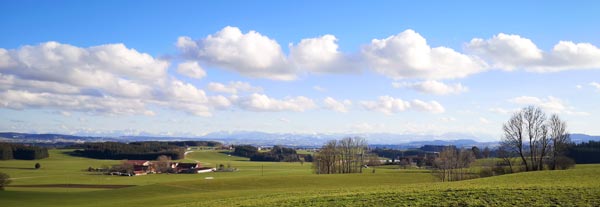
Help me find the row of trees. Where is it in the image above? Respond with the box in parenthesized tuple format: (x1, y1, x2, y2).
(313, 137, 368, 174)
(250, 146, 300, 162)
(566, 141, 600, 164)
(433, 147, 476, 181)
(500, 106, 571, 171)
(71, 142, 185, 160)
(232, 145, 301, 162)
(0, 143, 49, 160)
(130, 141, 221, 148)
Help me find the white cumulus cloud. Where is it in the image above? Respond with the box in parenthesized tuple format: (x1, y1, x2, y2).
(362, 29, 487, 80)
(360, 96, 445, 114)
(509, 96, 588, 116)
(467, 33, 600, 72)
(0, 41, 234, 117)
(411, 99, 445, 113)
(392, 80, 468, 95)
(207, 81, 262, 94)
(323, 97, 352, 113)
(176, 26, 295, 80)
(177, 61, 206, 79)
(235, 93, 316, 112)
(290, 34, 360, 74)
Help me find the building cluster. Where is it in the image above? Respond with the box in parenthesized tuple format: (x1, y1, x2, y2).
(107, 160, 215, 176)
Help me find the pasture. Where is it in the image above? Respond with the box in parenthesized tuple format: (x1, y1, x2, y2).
(0, 149, 599, 206)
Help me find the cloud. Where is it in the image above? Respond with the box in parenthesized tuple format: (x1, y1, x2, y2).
(313, 85, 326, 92)
(323, 97, 352, 113)
(361, 96, 409, 114)
(177, 27, 364, 80)
(0, 41, 229, 117)
(509, 96, 588, 116)
(176, 26, 295, 80)
(362, 29, 487, 80)
(467, 33, 600, 72)
(207, 81, 262, 94)
(177, 61, 206, 79)
(234, 93, 316, 112)
(207, 82, 236, 94)
(289, 34, 360, 74)
(175, 27, 600, 81)
(360, 96, 445, 114)
(411, 99, 445, 113)
(0, 90, 155, 116)
(0, 42, 166, 99)
(0, 42, 167, 80)
(590, 82, 600, 91)
(392, 80, 468, 95)
(467, 33, 542, 70)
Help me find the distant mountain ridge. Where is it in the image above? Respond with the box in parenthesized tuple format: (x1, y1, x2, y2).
(1, 131, 598, 147)
(569, 133, 600, 143)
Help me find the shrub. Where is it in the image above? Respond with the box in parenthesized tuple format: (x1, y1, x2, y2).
(492, 165, 507, 175)
(555, 156, 576, 170)
(479, 167, 494, 178)
(0, 172, 10, 190)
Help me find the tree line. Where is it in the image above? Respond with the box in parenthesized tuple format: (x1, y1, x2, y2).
(71, 142, 185, 160)
(567, 141, 600, 164)
(0, 142, 49, 160)
(312, 137, 368, 174)
(129, 141, 222, 147)
(232, 145, 302, 162)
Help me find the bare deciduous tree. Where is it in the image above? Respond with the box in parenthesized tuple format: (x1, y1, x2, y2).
(154, 155, 172, 173)
(433, 147, 475, 182)
(366, 153, 381, 167)
(548, 114, 571, 170)
(496, 145, 516, 173)
(501, 106, 569, 171)
(313, 137, 367, 174)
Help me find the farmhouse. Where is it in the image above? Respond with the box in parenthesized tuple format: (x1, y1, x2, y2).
(126, 160, 152, 175)
(176, 162, 200, 173)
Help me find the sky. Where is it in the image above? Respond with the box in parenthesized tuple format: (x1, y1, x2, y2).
(1, 0, 600, 141)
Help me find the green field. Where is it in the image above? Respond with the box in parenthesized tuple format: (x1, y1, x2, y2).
(1, 149, 599, 206)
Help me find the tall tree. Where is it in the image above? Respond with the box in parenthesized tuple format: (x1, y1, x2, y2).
(471, 146, 482, 159)
(548, 114, 570, 170)
(502, 110, 528, 170)
(496, 145, 515, 173)
(154, 155, 171, 173)
(501, 106, 567, 171)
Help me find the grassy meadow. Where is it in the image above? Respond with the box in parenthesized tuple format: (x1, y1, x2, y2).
(0, 149, 599, 206)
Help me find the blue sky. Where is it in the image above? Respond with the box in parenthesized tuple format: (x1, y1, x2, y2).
(1, 0, 600, 140)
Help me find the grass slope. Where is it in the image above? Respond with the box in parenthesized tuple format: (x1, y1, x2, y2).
(1, 149, 599, 206)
